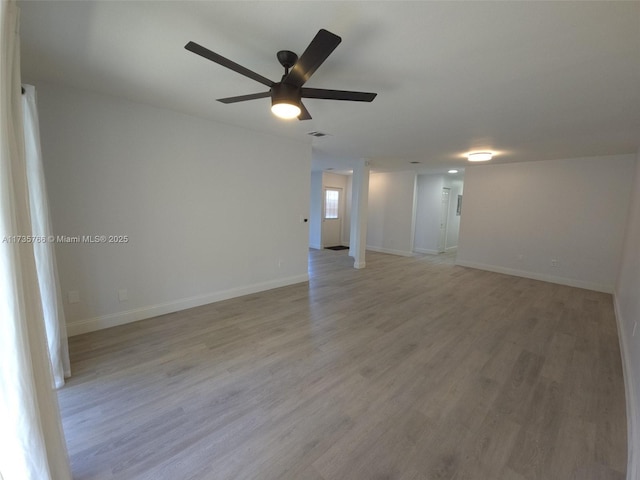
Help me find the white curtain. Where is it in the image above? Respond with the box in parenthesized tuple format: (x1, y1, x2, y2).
(0, 1, 72, 479)
(22, 84, 71, 388)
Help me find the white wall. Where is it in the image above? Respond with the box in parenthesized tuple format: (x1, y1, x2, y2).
(615, 150, 640, 480)
(414, 174, 444, 254)
(309, 171, 323, 249)
(457, 154, 636, 293)
(36, 83, 311, 335)
(367, 171, 417, 256)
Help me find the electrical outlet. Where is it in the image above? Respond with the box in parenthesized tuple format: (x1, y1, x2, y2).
(68, 290, 80, 304)
(118, 288, 128, 302)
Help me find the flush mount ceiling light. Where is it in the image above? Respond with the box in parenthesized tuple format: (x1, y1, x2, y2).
(448, 169, 459, 174)
(467, 152, 493, 162)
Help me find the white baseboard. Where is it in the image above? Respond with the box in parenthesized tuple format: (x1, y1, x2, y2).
(445, 246, 458, 253)
(366, 245, 414, 257)
(454, 260, 613, 293)
(309, 243, 322, 250)
(66, 273, 309, 336)
(613, 294, 638, 480)
(414, 248, 440, 255)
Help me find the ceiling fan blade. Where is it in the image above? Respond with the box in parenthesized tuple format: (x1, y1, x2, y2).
(217, 91, 271, 104)
(185, 41, 274, 87)
(284, 29, 341, 87)
(302, 88, 377, 102)
(298, 102, 312, 120)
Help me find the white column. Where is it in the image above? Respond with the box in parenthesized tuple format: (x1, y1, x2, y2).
(308, 171, 323, 250)
(349, 159, 370, 269)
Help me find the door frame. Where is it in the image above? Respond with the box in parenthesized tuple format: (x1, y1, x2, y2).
(438, 187, 451, 253)
(322, 186, 344, 248)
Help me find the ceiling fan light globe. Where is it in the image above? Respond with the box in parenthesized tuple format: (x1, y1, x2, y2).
(271, 102, 301, 119)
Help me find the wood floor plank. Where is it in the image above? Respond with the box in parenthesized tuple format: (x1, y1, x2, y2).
(59, 249, 627, 479)
(492, 350, 545, 424)
(505, 377, 564, 478)
(453, 411, 521, 479)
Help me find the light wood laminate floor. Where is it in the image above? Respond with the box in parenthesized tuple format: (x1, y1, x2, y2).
(59, 249, 626, 480)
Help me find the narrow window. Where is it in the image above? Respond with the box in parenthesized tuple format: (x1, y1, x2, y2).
(324, 189, 339, 219)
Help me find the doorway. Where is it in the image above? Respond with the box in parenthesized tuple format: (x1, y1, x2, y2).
(322, 187, 343, 248)
(438, 187, 451, 253)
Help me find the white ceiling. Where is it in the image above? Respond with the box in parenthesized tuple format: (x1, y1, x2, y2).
(19, 1, 640, 174)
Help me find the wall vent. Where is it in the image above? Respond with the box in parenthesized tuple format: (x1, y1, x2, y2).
(307, 131, 330, 138)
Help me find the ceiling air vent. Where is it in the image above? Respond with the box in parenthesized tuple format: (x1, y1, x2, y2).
(307, 131, 330, 138)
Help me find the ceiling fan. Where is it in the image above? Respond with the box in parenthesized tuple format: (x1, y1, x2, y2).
(185, 29, 377, 120)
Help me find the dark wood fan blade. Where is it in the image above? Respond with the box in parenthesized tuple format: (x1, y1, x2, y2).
(284, 29, 341, 87)
(185, 41, 274, 87)
(298, 102, 312, 120)
(302, 88, 377, 102)
(217, 91, 271, 104)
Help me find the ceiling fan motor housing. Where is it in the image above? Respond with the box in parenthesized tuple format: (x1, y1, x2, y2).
(271, 82, 301, 108)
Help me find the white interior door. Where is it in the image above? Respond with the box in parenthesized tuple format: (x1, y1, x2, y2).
(438, 188, 450, 253)
(322, 187, 343, 247)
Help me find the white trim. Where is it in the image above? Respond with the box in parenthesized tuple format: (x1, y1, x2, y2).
(366, 245, 414, 257)
(409, 174, 418, 254)
(613, 294, 638, 480)
(439, 186, 451, 253)
(445, 246, 458, 253)
(66, 274, 309, 336)
(454, 260, 613, 293)
(309, 243, 322, 250)
(414, 247, 440, 255)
